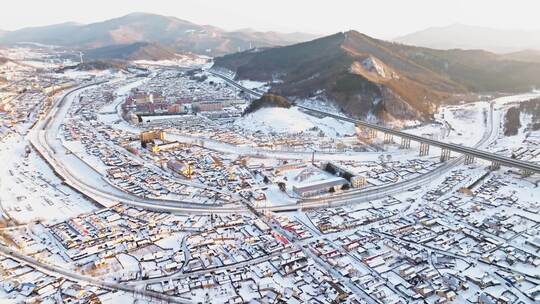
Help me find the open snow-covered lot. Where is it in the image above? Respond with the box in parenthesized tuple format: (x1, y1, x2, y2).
(0, 134, 96, 225)
(235, 106, 357, 138)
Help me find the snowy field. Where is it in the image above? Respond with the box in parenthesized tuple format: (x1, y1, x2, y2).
(57, 69, 121, 81)
(134, 54, 210, 67)
(237, 79, 270, 92)
(235, 106, 356, 138)
(403, 91, 540, 148)
(404, 101, 490, 145)
(0, 135, 96, 225)
(491, 91, 540, 106)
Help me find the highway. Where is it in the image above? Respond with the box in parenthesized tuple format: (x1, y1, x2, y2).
(211, 68, 540, 174)
(8, 70, 536, 302)
(294, 104, 499, 207)
(29, 73, 535, 216)
(29, 79, 420, 214)
(208, 70, 263, 98)
(297, 105, 540, 174)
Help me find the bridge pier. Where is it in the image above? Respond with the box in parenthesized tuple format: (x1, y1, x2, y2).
(400, 138, 411, 149)
(464, 155, 475, 165)
(419, 142, 430, 156)
(303, 106, 540, 175)
(520, 169, 533, 177)
(383, 133, 393, 144)
(490, 161, 501, 171)
(356, 126, 364, 139)
(440, 148, 451, 162)
(368, 128, 377, 139)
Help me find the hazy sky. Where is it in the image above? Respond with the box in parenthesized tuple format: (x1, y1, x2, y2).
(2, 0, 540, 39)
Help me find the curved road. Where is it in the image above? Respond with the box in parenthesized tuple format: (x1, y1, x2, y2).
(30, 81, 246, 214)
(28, 76, 505, 214)
(203, 72, 503, 211)
(1, 71, 513, 303)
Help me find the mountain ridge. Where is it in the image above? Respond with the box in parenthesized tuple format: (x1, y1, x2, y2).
(214, 30, 540, 121)
(394, 24, 540, 53)
(502, 49, 540, 63)
(84, 42, 179, 61)
(0, 12, 318, 56)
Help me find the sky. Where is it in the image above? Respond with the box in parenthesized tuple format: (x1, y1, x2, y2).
(1, 0, 540, 39)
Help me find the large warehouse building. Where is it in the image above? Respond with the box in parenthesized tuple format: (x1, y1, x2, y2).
(292, 177, 348, 197)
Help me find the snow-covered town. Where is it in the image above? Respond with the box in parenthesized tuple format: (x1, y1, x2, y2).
(1, 34, 540, 304)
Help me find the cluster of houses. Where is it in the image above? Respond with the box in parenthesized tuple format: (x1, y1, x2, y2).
(309, 205, 397, 233)
(122, 69, 247, 122)
(423, 169, 471, 201)
(145, 250, 363, 304)
(292, 166, 540, 303)
(333, 158, 439, 187)
(3, 50, 540, 303)
(60, 87, 232, 205)
(148, 142, 266, 200)
(119, 70, 371, 153)
(0, 56, 70, 138)
(0, 91, 48, 138)
(0, 255, 104, 303)
(47, 205, 183, 265)
(156, 114, 368, 153)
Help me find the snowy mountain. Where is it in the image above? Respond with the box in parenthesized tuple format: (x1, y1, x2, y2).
(215, 30, 540, 122)
(0, 13, 318, 56)
(394, 24, 540, 53)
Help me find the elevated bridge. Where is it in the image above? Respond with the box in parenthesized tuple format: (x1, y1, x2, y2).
(298, 105, 540, 175)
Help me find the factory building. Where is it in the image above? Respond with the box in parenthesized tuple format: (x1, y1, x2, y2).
(293, 177, 348, 197)
(324, 162, 367, 188)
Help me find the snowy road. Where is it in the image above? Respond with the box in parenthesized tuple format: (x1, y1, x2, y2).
(26, 76, 540, 215)
(30, 81, 246, 214)
(0, 244, 192, 303)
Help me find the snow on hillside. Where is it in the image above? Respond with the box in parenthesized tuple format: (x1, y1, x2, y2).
(492, 112, 535, 154)
(403, 101, 490, 145)
(403, 91, 540, 148)
(491, 91, 540, 105)
(362, 56, 386, 78)
(234, 106, 356, 138)
(238, 79, 269, 92)
(134, 54, 210, 67)
(59, 68, 118, 80)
